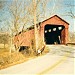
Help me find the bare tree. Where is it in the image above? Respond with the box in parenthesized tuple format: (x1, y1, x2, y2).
(7, 0, 29, 52)
(32, 0, 38, 52)
(61, 1, 75, 19)
(27, 0, 50, 53)
(64, 3, 75, 42)
(7, 0, 63, 53)
(0, 0, 6, 9)
(0, 33, 9, 48)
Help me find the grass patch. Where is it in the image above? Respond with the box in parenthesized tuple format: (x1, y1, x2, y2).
(43, 46, 50, 54)
(0, 45, 49, 70)
(0, 49, 26, 69)
(0, 48, 36, 70)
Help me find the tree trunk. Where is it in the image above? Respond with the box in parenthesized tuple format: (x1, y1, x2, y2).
(3, 41, 5, 48)
(33, 0, 38, 52)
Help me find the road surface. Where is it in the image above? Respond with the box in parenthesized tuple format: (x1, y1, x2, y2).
(0, 45, 75, 74)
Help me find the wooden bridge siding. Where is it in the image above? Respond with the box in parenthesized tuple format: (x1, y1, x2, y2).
(14, 15, 69, 47)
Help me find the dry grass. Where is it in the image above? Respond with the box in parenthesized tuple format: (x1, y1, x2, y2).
(0, 44, 49, 70)
(0, 48, 37, 70)
(0, 44, 8, 48)
(43, 46, 49, 54)
(0, 48, 26, 69)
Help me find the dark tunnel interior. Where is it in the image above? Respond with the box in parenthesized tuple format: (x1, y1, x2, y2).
(44, 24, 65, 44)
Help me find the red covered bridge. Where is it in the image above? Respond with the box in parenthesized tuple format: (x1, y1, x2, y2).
(14, 15, 69, 47)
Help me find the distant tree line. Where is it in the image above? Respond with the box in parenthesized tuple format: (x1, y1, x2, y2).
(0, 33, 9, 48)
(69, 32, 75, 43)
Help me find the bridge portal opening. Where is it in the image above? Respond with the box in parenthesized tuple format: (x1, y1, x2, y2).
(44, 24, 65, 44)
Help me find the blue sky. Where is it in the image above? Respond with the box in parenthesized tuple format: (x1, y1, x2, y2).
(0, 0, 75, 32)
